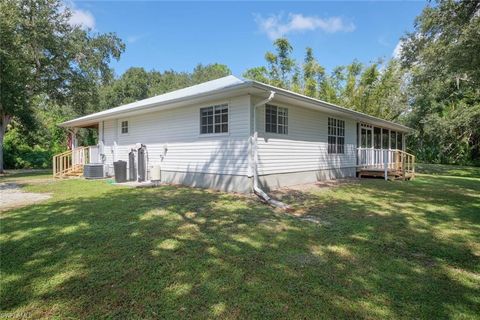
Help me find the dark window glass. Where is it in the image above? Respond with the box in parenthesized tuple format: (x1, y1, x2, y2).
(265, 105, 288, 134)
(374, 127, 381, 149)
(328, 117, 345, 154)
(200, 104, 228, 134)
(397, 133, 403, 150)
(391, 131, 397, 149)
(121, 121, 128, 134)
(382, 128, 389, 149)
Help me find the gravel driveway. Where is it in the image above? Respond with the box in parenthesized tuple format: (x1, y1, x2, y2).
(0, 182, 51, 211)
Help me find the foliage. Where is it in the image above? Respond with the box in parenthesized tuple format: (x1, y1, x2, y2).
(3, 103, 74, 169)
(400, 0, 480, 165)
(243, 38, 409, 121)
(0, 0, 124, 171)
(3, 62, 230, 169)
(98, 64, 231, 111)
(1, 168, 479, 318)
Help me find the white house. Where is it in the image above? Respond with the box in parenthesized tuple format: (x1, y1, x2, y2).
(55, 75, 415, 193)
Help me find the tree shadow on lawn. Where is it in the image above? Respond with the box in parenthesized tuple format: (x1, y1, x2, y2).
(1, 178, 479, 319)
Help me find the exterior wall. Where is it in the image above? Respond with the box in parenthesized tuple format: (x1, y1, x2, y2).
(100, 95, 251, 182)
(253, 98, 358, 177)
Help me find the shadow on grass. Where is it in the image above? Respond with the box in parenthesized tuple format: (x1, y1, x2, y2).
(1, 176, 479, 319)
(416, 163, 480, 178)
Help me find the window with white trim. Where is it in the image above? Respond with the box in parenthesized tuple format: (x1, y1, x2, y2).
(200, 104, 228, 134)
(265, 104, 288, 134)
(328, 117, 345, 154)
(121, 121, 128, 134)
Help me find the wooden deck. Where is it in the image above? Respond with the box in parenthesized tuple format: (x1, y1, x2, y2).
(357, 167, 415, 180)
(357, 148, 416, 181)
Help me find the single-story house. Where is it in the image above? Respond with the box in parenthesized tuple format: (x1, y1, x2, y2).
(55, 75, 415, 193)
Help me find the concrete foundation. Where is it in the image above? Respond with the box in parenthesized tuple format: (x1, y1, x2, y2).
(258, 167, 357, 191)
(160, 170, 252, 193)
(157, 167, 356, 193)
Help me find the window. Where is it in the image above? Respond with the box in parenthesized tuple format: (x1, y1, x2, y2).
(397, 132, 403, 150)
(121, 121, 128, 134)
(265, 105, 288, 134)
(200, 104, 228, 134)
(382, 129, 389, 149)
(390, 131, 397, 149)
(374, 127, 381, 149)
(328, 117, 345, 154)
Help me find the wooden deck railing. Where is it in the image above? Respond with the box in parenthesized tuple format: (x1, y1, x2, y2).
(358, 148, 415, 180)
(53, 146, 91, 178)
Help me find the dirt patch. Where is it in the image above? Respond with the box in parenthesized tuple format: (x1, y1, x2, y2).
(268, 179, 360, 224)
(0, 183, 51, 211)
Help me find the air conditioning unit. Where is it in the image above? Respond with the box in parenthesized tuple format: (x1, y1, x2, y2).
(84, 164, 105, 179)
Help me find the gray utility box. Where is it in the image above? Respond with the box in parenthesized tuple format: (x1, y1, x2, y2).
(113, 161, 127, 183)
(84, 164, 104, 179)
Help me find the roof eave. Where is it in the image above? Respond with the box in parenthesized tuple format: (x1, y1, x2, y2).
(250, 81, 413, 133)
(59, 81, 253, 128)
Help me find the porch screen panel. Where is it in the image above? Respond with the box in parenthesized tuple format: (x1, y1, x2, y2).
(397, 133, 403, 150)
(382, 129, 389, 149)
(374, 127, 381, 149)
(391, 131, 397, 149)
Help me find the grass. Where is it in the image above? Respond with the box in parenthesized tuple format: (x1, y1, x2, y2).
(1, 167, 479, 319)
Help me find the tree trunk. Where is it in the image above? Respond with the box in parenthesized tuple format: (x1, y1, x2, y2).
(0, 114, 12, 174)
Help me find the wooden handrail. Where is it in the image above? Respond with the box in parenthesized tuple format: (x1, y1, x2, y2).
(53, 146, 90, 178)
(357, 148, 415, 180)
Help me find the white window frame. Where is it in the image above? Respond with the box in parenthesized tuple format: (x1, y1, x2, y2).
(199, 104, 229, 135)
(265, 104, 288, 135)
(328, 117, 345, 154)
(120, 120, 129, 134)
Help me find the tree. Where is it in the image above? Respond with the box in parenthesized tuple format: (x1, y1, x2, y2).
(303, 47, 325, 98)
(242, 66, 270, 84)
(0, 0, 124, 172)
(400, 0, 480, 164)
(191, 63, 231, 84)
(263, 38, 295, 88)
(99, 64, 231, 112)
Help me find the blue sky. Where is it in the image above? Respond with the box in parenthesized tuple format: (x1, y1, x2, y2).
(70, 1, 426, 77)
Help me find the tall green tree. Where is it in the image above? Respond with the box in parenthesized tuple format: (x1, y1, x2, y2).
(400, 0, 480, 164)
(0, 0, 124, 172)
(303, 47, 325, 98)
(99, 64, 231, 112)
(263, 38, 295, 88)
(244, 39, 408, 121)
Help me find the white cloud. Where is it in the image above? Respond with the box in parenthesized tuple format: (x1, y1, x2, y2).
(255, 13, 355, 40)
(64, 1, 95, 30)
(69, 8, 95, 30)
(392, 40, 403, 59)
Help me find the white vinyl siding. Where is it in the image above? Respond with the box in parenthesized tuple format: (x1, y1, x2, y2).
(101, 95, 250, 176)
(254, 100, 357, 175)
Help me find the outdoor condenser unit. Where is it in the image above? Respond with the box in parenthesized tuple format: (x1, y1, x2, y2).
(83, 164, 105, 179)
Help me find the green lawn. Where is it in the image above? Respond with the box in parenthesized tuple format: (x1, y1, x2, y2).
(1, 167, 479, 319)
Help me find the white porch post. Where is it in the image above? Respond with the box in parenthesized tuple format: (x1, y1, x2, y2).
(384, 149, 388, 181)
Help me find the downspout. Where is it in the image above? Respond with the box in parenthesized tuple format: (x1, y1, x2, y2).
(251, 91, 290, 210)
